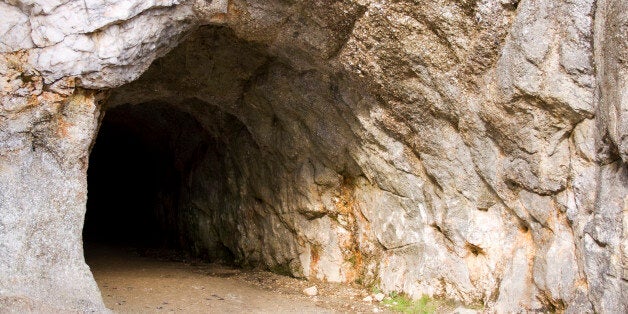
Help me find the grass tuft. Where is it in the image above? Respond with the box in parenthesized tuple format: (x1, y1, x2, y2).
(382, 292, 436, 314)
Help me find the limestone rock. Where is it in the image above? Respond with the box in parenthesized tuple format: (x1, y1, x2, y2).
(0, 0, 626, 313)
(303, 286, 318, 297)
(374, 293, 385, 302)
(453, 307, 478, 314)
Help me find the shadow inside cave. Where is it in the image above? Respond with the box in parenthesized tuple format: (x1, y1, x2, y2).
(82, 102, 234, 264)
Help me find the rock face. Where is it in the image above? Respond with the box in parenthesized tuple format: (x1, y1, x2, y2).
(0, 0, 626, 312)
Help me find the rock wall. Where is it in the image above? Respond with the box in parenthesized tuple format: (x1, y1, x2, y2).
(0, 0, 626, 312)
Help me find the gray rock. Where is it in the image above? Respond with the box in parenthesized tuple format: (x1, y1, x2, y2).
(0, 0, 625, 313)
(303, 286, 318, 297)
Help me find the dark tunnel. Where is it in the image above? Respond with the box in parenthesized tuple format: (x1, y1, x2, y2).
(83, 102, 224, 257)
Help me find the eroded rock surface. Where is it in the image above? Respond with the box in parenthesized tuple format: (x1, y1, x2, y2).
(0, 0, 626, 312)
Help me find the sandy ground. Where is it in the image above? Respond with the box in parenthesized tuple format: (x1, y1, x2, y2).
(85, 244, 393, 313)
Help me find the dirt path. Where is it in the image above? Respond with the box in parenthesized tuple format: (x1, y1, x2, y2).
(85, 245, 391, 313)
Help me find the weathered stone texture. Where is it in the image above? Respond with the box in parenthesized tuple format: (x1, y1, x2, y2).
(0, 0, 626, 312)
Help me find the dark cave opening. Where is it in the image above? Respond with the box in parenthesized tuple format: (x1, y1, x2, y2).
(83, 112, 167, 248)
(83, 102, 230, 260)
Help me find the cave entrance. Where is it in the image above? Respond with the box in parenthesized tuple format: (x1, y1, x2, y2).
(81, 27, 277, 288)
(81, 24, 369, 310)
(83, 101, 232, 260)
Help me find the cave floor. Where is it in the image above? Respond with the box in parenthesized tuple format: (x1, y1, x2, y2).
(85, 244, 391, 313)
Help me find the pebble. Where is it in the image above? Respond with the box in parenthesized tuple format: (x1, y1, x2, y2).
(363, 295, 373, 302)
(453, 307, 478, 314)
(303, 286, 318, 296)
(374, 293, 385, 302)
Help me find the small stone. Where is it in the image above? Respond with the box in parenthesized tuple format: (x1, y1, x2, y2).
(373, 307, 382, 313)
(363, 295, 373, 302)
(374, 293, 385, 302)
(303, 286, 318, 296)
(453, 307, 478, 314)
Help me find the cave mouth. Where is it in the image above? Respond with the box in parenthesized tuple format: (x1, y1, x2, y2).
(82, 24, 371, 286)
(83, 101, 234, 263)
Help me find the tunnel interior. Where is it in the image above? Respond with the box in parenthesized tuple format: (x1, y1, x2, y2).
(84, 102, 222, 254)
(83, 104, 168, 248)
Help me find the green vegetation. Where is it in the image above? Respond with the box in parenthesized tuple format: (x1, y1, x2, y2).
(381, 292, 436, 314)
(371, 286, 383, 294)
